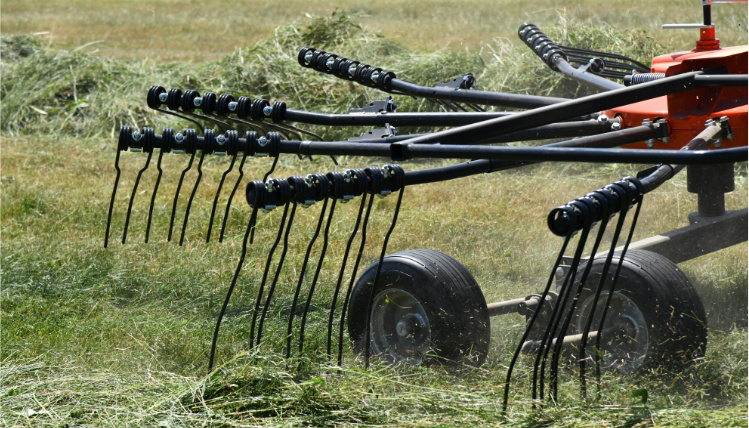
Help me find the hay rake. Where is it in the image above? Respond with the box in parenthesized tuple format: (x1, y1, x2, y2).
(105, 1, 747, 408)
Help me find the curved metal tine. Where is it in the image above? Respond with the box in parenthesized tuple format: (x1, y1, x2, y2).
(548, 215, 610, 401)
(286, 198, 329, 358)
(250, 203, 290, 349)
(364, 187, 405, 369)
(256, 203, 298, 347)
(327, 195, 368, 360)
(208, 206, 259, 371)
(218, 151, 248, 242)
(222, 116, 267, 133)
(122, 150, 153, 244)
(466, 103, 486, 112)
(272, 121, 322, 141)
(594, 198, 643, 388)
(338, 194, 376, 365)
(104, 150, 122, 248)
(227, 114, 323, 142)
(263, 157, 279, 183)
(502, 233, 574, 414)
(577, 205, 631, 397)
(145, 149, 165, 243)
(299, 199, 337, 354)
(206, 153, 237, 243)
(168, 151, 195, 242)
(178, 150, 206, 246)
(450, 101, 469, 112)
(183, 110, 231, 133)
(155, 108, 205, 134)
(534, 226, 591, 402)
(220, 155, 279, 243)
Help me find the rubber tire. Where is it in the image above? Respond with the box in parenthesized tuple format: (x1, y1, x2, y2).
(348, 249, 490, 367)
(572, 249, 707, 374)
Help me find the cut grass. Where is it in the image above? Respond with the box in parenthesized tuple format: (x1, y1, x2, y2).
(2, 9, 748, 428)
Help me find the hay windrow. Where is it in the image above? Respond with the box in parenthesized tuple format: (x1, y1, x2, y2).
(1, 13, 664, 140)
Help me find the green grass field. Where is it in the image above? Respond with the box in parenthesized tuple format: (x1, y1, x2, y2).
(2, 1, 748, 426)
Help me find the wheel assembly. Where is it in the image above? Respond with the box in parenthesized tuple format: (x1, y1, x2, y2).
(572, 249, 707, 374)
(347, 249, 490, 366)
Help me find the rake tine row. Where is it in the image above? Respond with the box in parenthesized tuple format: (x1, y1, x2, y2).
(203, 165, 406, 369)
(106, 124, 285, 246)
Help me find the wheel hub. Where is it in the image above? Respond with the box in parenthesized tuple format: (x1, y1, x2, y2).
(369, 288, 432, 363)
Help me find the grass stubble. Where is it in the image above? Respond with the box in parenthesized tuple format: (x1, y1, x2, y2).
(1, 4, 748, 427)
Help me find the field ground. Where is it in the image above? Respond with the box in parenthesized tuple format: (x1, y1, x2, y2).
(1, 1, 748, 426)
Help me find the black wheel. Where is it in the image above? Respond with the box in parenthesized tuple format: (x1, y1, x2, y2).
(572, 249, 707, 374)
(348, 249, 490, 367)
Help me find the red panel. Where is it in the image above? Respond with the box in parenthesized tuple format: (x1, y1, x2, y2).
(604, 46, 747, 149)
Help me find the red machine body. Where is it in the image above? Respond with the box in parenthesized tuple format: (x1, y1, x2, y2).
(606, 34, 748, 149)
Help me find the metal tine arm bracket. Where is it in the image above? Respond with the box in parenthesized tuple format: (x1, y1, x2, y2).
(148, 85, 286, 124)
(118, 125, 279, 158)
(547, 177, 643, 237)
(246, 165, 405, 213)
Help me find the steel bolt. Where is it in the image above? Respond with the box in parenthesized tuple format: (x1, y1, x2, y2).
(216, 134, 226, 145)
(645, 139, 655, 148)
(228, 102, 238, 112)
(387, 99, 397, 111)
(611, 122, 622, 131)
(174, 132, 184, 143)
(158, 92, 168, 103)
(370, 71, 380, 83)
(131, 130, 142, 142)
(597, 114, 609, 123)
(304, 50, 314, 64)
(348, 65, 358, 77)
(258, 136, 268, 147)
(193, 97, 203, 107)
(326, 57, 336, 70)
(263, 106, 273, 117)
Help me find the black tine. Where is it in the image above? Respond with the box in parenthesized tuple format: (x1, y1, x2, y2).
(219, 151, 248, 242)
(327, 195, 367, 359)
(145, 149, 164, 243)
(168, 152, 195, 242)
(338, 193, 376, 365)
(364, 185, 405, 369)
(207, 153, 237, 243)
(256, 202, 298, 347)
(104, 149, 122, 248)
(594, 199, 643, 389)
(122, 150, 153, 244)
(179, 148, 207, 246)
(548, 211, 609, 401)
(250, 203, 290, 349)
(286, 197, 329, 358)
(502, 233, 573, 414)
(534, 227, 590, 402)
(577, 203, 631, 397)
(263, 157, 279, 183)
(145, 128, 172, 243)
(208, 206, 259, 371)
(299, 199, 337, 354)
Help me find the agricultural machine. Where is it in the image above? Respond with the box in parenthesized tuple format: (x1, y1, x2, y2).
(105, 0, 747, 406)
